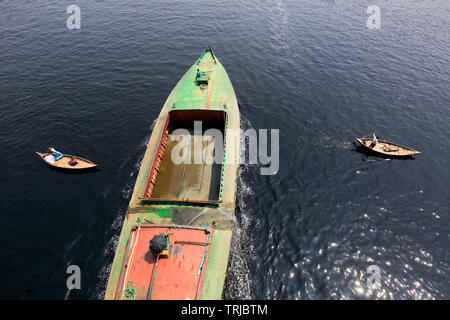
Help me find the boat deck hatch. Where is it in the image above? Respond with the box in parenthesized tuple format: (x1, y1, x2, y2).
(196, 73, 209, 85)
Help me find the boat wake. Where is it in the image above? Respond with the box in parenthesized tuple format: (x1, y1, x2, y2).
(223, 116, 259, 299)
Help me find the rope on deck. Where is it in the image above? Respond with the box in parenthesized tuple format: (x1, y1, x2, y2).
(121, 281, 136, 300)
(146, 254, 160, 300)
(195, 230, 211, 299)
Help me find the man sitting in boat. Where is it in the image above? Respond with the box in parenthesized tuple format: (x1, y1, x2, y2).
(68, 156, 78, 166)
(369, 132, 378, 148)
(44, 147, 63, 163)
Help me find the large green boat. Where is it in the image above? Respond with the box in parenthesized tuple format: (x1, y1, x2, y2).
(105, 47, 240, 300)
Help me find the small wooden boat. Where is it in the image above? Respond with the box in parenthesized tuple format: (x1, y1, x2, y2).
(356, 137, 420, 157)
(35, 152, 97, 170)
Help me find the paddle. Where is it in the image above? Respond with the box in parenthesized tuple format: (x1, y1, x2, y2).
(362, 132, 381, 140)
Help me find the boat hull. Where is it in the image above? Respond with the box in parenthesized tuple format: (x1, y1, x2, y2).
(105, 47, 240, 300)
(35, 152, 97, 170)
(356, 138, 420, 157)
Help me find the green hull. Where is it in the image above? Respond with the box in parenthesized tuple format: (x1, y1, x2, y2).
(105, 47, 240, 300)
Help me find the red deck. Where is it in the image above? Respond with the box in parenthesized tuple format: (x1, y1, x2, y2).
(115, 225, 213, 300)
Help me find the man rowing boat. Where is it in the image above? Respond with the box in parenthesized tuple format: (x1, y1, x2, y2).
(369, 132, 378, 148)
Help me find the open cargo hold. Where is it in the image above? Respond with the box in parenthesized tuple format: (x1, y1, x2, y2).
(143, 109, 226, 203)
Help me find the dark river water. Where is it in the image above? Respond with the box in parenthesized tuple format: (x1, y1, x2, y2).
(0, 0, 449, 299)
